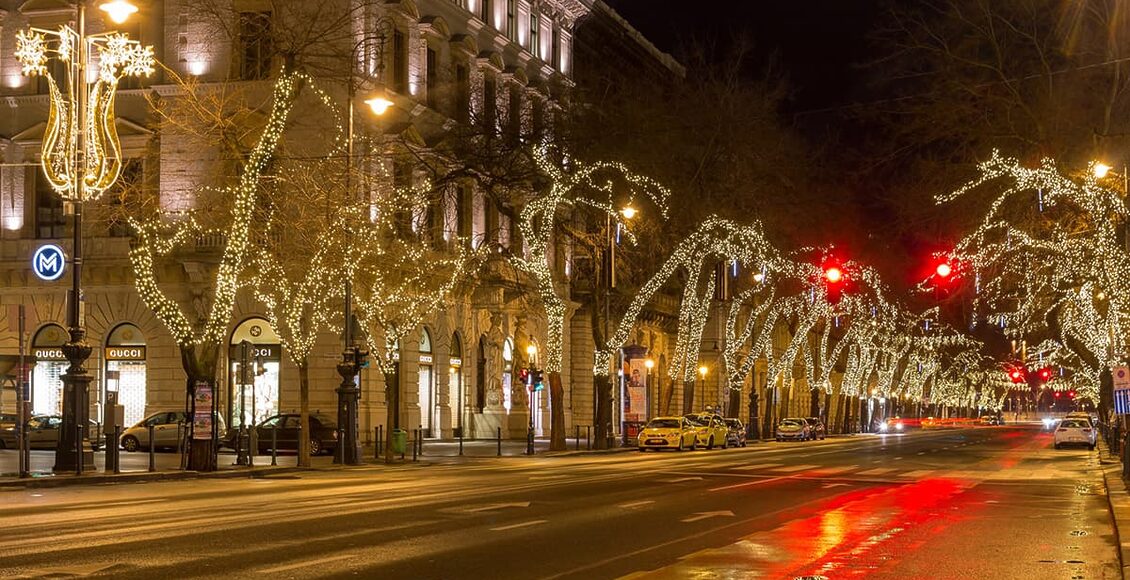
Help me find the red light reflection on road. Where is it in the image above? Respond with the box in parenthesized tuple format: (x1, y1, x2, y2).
(770, 478, 979, 578)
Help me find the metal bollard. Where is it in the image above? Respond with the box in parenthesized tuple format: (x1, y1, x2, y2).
(575, 425, 580, 451)
(412, 429, 418, 462)
(497, 426, 502, 456)
(375, 426, 382, 460)
(113, 426, 122, 474)
(76, 425, 83, 476)
(586, 425, 591, 450)
(418, 425, 423, 457)
(459, 427, 464, 456)
(271, 424, 278, 466)
(147, 424, 156, 472)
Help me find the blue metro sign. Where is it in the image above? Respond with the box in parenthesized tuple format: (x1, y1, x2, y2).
(31, 244, 66, 281)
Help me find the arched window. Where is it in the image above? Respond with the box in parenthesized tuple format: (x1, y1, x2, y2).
(502, 338, 513, 411)
(418, 327, 436, 436)
(228, 318, 282, 428)
(31, 324, 67, 415)
(105, 323, 147, 426)
(450, 332, 464, 434)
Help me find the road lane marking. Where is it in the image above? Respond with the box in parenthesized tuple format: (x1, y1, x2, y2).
(258, 553, 354, 574)
(680, 510, 734, 523)
(464, 501, 531, 513)
(490, 519, 547, 531)
(902, 470, 936, 479)
(710, 474, 796, 492)
(810, 466, 856, 475)
(661, 476, 704, 483)
(857, 467, 897, 476)
(768, 464, 818, 473)
(732, 463, 783, 471)
(618, 500, 655, 509)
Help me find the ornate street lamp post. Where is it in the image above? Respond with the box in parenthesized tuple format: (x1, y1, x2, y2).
(16, 0, 153, 474)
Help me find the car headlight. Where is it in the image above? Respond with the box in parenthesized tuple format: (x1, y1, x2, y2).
(896, 423, 904, 431)
(879, 423, 889, 432)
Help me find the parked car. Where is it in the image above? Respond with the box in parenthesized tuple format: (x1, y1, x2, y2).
(1054, 418, 1096, 450)
(637, 417, 698, 451)
(1064, 412, 1095, 427)
(0, 415, 104, 450)
(254, 413, 338, 455)
(121, 411, 226, 452)
(723, 418, 747, 447)
(684, 413, 729, 450)
(978, 415, 997, 426)
(776, 418, 811, 442)
(803, 417, 826, 440)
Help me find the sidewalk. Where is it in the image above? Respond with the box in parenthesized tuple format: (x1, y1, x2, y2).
(1097, 437, 1129, 579)
(0, 436, 635, 489)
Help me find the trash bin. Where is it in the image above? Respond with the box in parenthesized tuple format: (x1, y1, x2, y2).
(391, 429, 408, 454)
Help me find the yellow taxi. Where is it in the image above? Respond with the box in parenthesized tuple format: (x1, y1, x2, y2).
(637, 417, 698, 451)
(685, 413, 730, 450)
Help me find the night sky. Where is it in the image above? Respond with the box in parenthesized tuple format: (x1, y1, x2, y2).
(603, 0, 882, 115)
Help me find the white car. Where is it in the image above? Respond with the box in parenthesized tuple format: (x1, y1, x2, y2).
(1053, 418, 1096, 450)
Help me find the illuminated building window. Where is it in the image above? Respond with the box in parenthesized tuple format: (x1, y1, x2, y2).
(529, 12, 539, 56)
(392, 29, 408, 94)
(237, 11, 273, 80)
(34, 171, 65, 239)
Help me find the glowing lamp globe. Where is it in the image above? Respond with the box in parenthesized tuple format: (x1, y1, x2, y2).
(935, 262, 952, 278)
(100, 0, 138, 24)
(824, 266, 843, 284)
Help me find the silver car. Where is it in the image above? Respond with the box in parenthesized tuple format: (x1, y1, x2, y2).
(0, 415, 104, 450)
(120, 411, 227, 451)
(775, 418, 811, 442)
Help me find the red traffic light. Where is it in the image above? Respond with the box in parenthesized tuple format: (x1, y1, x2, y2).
(935, 262, 953, 278)
(1037, 367, 1053, 381)
(1008, 368, 1026, 383)
(1054, 391, 1061, 398)
(824, 266, 843, 284)
(1068, 390, 1076, 398)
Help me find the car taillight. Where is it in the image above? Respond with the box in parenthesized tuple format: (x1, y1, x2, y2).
(1082, 428, 1092, 432)
(1057, 428, 1067, 432)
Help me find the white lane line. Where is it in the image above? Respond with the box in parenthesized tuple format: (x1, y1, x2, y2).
(463, 501, 531, 513)
(680, 510, 734, 523)
(768, 464, 818, 473)
(618, 500, 656, 509)
(710, 474, 796, 492)
(258, 553, 355, 574)
(917, 451, 926, 455)
(811, 466, 856, 475)
(490, 519, 548, 531)
(732, 463, 784, 471)
(894, 457, 903, 460)
(857, 467, 897, 476)
(661, 476, 704, 483)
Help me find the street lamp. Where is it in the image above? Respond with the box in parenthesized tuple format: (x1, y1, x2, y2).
(525, 342, 538, 455)
(644, 358, 655, 418)
(16, 0, 153, 474)
(603, 204, 636, 446)
(336, 34, 391, 466)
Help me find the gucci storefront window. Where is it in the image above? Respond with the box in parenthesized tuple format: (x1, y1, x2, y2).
(229, 318, 282, 428)
(105, 323, 147, 426)
(31, 324, 68, 416)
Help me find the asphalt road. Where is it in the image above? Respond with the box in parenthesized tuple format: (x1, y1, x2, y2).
(0, 425, 1117, 579)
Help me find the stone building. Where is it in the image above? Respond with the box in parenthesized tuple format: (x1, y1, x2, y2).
(0, 0, 711, 449)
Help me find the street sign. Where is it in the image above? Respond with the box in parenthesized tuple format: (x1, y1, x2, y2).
(1114, 367, 1130, 415)
(31, 244, 66, 281)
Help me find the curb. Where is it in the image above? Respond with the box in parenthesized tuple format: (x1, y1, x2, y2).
(0, 465, 308, 490)
(1098, 438, 1129, 580)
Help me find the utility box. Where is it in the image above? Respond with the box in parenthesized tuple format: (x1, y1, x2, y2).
(103, 392, 125, 435)
(391, 429, 408, 454)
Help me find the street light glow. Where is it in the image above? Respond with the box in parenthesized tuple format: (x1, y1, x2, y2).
(698, 365, 708, 378)
(1094, 162, 1113, 179)
(365, 95, 393, 116)
(935, 262, 952, 278)
(824, 266, 843, 283)
(644, 358, 654, 369)
(99, 0, 138, 24)
(620, 206, 638, 219)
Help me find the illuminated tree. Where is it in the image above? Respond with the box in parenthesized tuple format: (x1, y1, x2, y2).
(124, 70, 305, 470)
(940, 152, 1130, 409)
(348, 191, 475, 462)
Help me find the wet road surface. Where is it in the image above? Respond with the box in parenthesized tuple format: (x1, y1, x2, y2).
(0, 424, 1117, 579)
